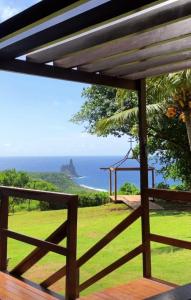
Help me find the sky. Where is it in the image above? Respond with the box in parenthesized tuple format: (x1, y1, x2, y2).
(0, 0, 130, 157)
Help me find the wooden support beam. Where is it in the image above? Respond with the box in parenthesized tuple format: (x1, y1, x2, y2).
(125, 59, 191, 80)
(145, 188, 191, 202)
(80, 35, 191, 73)
(150, 234, 191, 250)
(41, 207, 142, 288)
(4, 229, 67, 256)
(11, 221, 67, 276)
(28, 0, 191, 64)
(65, 199, 78, 300)
(0, 1, 78, 39)
(137, 79, 151, 278)
(79, 245, 143, 292)
(0, 0, 157, 59)
(0, 59, 137, 90)
(54, 17, 191, 69)
(0, 193, 9, 271)
(104, 50, 191, 77)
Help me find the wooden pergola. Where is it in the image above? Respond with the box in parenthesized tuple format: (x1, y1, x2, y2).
(1, 1, 191, 299)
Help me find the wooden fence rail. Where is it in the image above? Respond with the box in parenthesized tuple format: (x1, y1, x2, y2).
(145, 188, 191, 202)
(41, 206, 142, 288)
(0, 186, 78, 300)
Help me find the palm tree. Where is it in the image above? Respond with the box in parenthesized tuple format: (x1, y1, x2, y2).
(96, 71, 191, 150)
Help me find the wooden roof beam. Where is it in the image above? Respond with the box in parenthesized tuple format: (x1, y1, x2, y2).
(79, 35, 191, 73)
(54, 17, 191, 69)
(0, 59, 137, 90)
(124, 59, 191, 80)
(0, 0, 79, 40)
(27, 0, 191, 64)
(0, 0, 158, 60)
(104, 50, 191, 77)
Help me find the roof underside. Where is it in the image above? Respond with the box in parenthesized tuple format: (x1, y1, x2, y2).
(1, 0, 191, 90)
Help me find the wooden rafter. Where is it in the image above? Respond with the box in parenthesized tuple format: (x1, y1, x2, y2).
(0, 59, 137, 90)
(0, 0, 157, 60)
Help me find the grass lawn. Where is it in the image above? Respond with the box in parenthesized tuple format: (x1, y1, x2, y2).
(7, 203, 191, 296)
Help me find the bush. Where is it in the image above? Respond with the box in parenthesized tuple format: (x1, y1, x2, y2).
(170, 184, 187, 191)
(78, 192, 109, 207)
(118, 182, 139, 195)
(156, 182, 170, 189)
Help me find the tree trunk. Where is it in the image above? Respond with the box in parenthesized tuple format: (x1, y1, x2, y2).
(185, 111, 191, 151)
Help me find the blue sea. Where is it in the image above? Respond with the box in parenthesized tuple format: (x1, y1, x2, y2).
(0, 156, 177, 191)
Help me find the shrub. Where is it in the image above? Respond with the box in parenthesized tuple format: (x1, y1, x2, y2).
(156, 182, 170, 189)
(118, 182, 139, 195)
(78, 192, 109, 207)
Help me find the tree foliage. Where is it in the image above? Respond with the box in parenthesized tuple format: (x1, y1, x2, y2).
(72, 73, 191, 189)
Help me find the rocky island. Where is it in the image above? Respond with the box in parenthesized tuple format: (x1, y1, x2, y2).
(60, 159, 80, 178)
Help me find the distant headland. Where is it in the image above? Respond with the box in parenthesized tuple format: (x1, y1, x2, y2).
(60, 159, 80, 178)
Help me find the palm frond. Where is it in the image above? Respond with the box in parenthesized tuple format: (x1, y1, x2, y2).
(96, 102, 165, 134)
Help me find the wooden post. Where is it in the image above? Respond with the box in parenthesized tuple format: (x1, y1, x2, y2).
(137, 78, 151, 278)
(0, 192, 9, 271)
(109, 169, 112, 196)
(152, 169, 155, 188)
(65, 196, 78, 300)
(114, 169, 117, 202)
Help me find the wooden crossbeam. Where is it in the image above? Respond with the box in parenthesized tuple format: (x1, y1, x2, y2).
(54, 17, 191, 69)
(145, 188, 191, 202)
(79, 35, 191, 73)
(79, 245, 143, 292)
(41, 207, 142, 288)
(4, 229, 67, 256)
(0, 0, 157, 59)
(104, 50, 191, 77)
(124, 59, 191, 79)
(0, 59, 137, 90)
(150, 234, 191, 250)
(11, 221, 67, 276)
(0, 1, 78, 39)
(28, 0, 191, 64)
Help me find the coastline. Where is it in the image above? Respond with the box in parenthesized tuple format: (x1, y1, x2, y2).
(79, 184, 107, 192)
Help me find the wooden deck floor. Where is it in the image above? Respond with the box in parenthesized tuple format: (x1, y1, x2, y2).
(0, 272, 58, 300)
(110, 195, 163, 210)
(80, 278, 173, 300)
(0, 273, 174, 300)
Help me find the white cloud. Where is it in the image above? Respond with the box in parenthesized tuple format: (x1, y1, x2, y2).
(0, 6, 18, 22)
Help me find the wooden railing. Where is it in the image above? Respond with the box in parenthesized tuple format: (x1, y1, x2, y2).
(0, 186, 78, 300)
(145, 188, 191, 258)
(41, 206, 143, 293)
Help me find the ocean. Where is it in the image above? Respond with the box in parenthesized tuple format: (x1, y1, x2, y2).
(0, 156, 177, 191)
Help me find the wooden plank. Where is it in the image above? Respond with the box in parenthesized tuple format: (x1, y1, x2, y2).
(0, 59, 137, 90)
(0, 193, 9, 271)
(80, 35, 191, 73)
(65, 199, 78, 300)
(80, 278, 173, 300)
(0, 0, 78, 39)
(28, 0, 191, 64)
(147, 283, 191, 300)
(137, 79, 151, 278)
(104, 50, 191, 77)
(0, 185, 74, 204)
(54, 17, 191, 69)
(4, 229, 67, 256)
(0, 272, 59, 300)
(11, 221, 67, 276)
(125, 59, 191, 80)
(41, 207, 142, 288)
(79, 245, 143, 292)
(150, 233, 191, 250)
(0, 0, 157, 59)
(145, 188, 191, 202)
